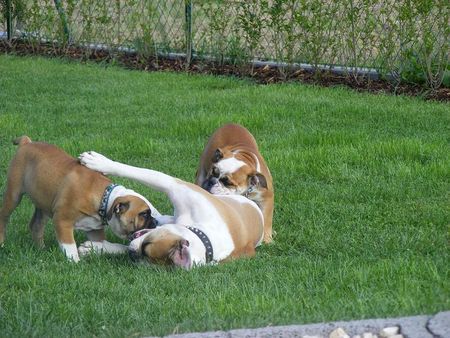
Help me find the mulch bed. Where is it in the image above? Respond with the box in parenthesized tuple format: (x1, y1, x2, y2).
(2, 39, 449, 102)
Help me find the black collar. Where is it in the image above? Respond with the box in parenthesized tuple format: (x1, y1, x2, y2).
(98, 183, 119, 225)
(186, 226, 214, 263)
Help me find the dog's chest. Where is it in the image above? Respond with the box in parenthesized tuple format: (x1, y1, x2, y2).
(74, 216, 103, 231)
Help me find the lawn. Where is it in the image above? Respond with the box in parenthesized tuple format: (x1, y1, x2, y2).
(0, 55, 448, 337)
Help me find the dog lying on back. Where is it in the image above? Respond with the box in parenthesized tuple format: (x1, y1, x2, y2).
(79, 151, 265, 269)
(195, 124, 274, 243)
(0, 136, 159, 262)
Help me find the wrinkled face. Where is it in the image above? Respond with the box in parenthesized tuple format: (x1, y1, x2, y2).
(201, 148, 267, 198)
(107, 196, 156, 239)
(128, 228, 192, 269)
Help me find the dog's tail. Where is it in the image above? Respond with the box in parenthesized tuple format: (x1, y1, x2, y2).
(13, 136, 32, 146)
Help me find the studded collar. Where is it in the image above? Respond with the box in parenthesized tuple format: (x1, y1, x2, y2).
(98, 183, 119, 225)
(186, 226, 214, 263)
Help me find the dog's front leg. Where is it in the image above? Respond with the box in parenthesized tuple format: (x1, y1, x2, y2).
(79, 151, 198, 223)
(53, 214, 80, 262)
(79, 151, 178, 194)
(78, 240, 128, 256)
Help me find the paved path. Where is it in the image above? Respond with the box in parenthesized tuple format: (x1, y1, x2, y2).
(155, 311, 449, 338)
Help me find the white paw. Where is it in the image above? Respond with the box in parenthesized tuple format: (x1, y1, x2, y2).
(78, 241, 103, 256)
(78, 151, 114, 175)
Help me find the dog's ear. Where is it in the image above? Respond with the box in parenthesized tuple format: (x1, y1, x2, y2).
(248, 173, 268, 189)
(171, 239, 191, 269)
(212, 148, 223, 163)
(107, 198, 130, 220)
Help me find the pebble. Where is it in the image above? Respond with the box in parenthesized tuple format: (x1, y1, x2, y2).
(379, 327, 400, 337)
(301, 326, 402, 338)
(329, 327, 350, 338)
(362, 333, 377, 338)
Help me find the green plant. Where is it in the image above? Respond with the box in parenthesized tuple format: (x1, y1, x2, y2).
(237, 0, 264, 73)
(1, 0, 25, 29)
(261, 0, 298, 78)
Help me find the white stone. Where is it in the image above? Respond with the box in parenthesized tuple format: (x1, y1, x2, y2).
(302, 335, 323, 338)
(362, 333, 375, 338)
(329, 328, 350, 338)
(379, 327, 400, 337)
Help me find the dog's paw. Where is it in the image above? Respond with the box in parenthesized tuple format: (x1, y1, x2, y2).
(78, 241, 103, 256)
(78, 151, 115, 175)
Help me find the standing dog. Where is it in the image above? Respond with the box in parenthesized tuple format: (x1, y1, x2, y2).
(79, 151, 264, 269)
(0, 137, 159, 262)
(195, 124, 274, 243)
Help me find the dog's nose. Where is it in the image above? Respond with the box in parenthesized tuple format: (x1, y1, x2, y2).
(146, 217, 158, 229)
(202, 177, 218, 192)
(128, 249, 140, 262)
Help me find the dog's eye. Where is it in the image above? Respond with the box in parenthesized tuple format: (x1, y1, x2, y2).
(139, 210, 151, 219)
(220, 177, 232, 186)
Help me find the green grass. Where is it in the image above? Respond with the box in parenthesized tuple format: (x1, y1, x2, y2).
(0, 55, 449, 337)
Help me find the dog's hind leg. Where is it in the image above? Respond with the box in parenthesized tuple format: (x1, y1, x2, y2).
(0, 176, 24, 246)
(28, 208, 49, 248)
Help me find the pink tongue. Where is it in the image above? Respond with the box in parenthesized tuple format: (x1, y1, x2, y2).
(131, 229, 152, 240)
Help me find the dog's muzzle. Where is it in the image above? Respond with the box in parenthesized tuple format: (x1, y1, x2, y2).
(201, 177, 218, 192)
(128, 228, 153, 242)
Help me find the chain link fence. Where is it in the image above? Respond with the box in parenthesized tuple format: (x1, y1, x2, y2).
(1, 0, 449, 89)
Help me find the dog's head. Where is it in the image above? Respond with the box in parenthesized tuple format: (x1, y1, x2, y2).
(128, 228, 192, 269)
(201, 147, 269, 201)
(107, 196, 156, 239)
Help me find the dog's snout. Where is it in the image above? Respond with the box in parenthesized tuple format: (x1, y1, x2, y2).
(145, 216, 158, 229)
(202, 177, 218, 192)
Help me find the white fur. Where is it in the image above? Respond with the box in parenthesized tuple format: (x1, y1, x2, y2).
(59, 243, 80, 262)
(74, 216, 103, 232)
(78, 240, 128, 256)
(251, 153, 261, 172)
(217, 157, 246, 174)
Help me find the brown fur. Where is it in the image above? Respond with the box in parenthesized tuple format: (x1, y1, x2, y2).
(195, 123, 274, 243)
(0, 136, 151, 250)
(141, 229, 186, 266)
(179, 181, 264, 260)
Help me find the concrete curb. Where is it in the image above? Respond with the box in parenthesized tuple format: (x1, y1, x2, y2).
(156, 311, 450, 338)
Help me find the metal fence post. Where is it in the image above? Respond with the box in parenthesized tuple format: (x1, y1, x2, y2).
(185, 0, 193, 66)
(6, 0, 12, 40)
(53, 0, 71, 43)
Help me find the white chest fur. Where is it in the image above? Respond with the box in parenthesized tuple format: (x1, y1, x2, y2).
(74, 216, 103, 231)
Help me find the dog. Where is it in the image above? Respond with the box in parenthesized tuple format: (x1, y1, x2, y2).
(0, 136, 160, 262)
(195, 123, 274, 243)
(79, 151, 264, 269)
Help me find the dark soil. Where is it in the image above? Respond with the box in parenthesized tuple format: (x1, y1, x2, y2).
(1, 39, 449, 102)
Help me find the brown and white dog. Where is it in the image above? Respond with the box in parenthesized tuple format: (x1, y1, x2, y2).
(79, 151, 265, 269)
(195, 123, 274, 243)
(0, 136, 160, 262)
